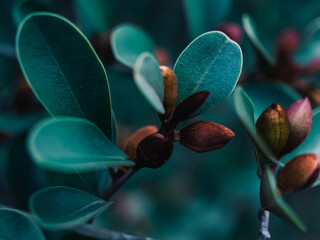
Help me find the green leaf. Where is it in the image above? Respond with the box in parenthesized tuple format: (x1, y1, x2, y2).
(111, 23, 155, 68)
(75, 0, 115, 35)
(183, 0, 232, 39)
(16, 12, 112, 139)
(174, 31, 242, 116)
(260, 167, 307, 231)
(29, 186, 112, 229)
(242, 14, 275, 67)
(0, 208, 45, 240)
(233, 87, 281, 173)
(28, 117, 134, 173)
(12, 0, 47, 27)
(133, 52, 165, 114)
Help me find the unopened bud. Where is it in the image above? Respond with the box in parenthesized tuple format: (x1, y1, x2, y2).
(179, 121, 235, 153)
(277, 154, 320, 193)
(160, 66, 177, 120)
(256, 103, 290, 157)
(136, 133, 173, 169)
(124, 126, 158, 160)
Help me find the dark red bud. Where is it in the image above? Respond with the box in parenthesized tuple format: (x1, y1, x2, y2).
(178, 121, 235, 153)
(171, 91, 210, 123)
(216, 22, 243, 43)
(277, 154, 320, 193)
(136, 133, 173, 169)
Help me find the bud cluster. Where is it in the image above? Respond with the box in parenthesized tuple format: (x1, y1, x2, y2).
(123, 66, 235, 169)
(255, 98, 319, 193)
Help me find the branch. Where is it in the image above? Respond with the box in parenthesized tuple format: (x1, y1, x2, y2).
(103, 165, 141, 200)
(257, 210, 271, 240)
(74, 224, 158, 240)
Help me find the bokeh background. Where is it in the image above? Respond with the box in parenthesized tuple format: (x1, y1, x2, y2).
(1, 0, 320, 239)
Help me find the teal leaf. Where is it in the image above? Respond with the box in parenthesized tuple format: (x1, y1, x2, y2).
(111, 23, 155, 68)
(28, 117, 134, 173)
(183, 0, 232, 39)
(233, 87, 281, 174)
(16, 12, 112, 139)
(12, 0, 47, 27)
(174, 31, 242, 116)
(260, 167, 307, 231)
(75, 0, 115, 35)
(29, 186, 112, 229)
(242, 14, 275, 67)
(133, 53, 165, 114)
(0, 208, 45, 240)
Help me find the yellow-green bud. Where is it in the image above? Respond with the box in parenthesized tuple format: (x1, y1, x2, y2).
(255, 103, 290, 157)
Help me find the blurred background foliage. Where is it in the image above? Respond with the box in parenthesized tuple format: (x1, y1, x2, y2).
(1, 0, 320, 239)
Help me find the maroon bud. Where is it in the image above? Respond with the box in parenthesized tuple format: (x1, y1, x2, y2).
(216, 22, 243, 43)
(178, 121, 235, 153)
(277, 154, 320, 193)
(155, 47, 171, 66)
(136, 133, 173, 169)
(171, 91, 210, 123)
(282, 98, 312, 154)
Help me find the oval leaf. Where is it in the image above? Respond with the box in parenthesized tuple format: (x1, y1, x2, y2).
(30, 186, 112, 229)
(16, 12, 112, 139)
(28, 117, 134, 173)
(242, 14, 275, 67)
(0, 208, 45, 240)
(174, 31, 242, 116)
(111, 23, 155, 68)
(260, 167, 307, 231)
(133, 53, 165, 114)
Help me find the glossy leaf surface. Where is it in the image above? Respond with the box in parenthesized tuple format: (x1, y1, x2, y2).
(133, 53, 165, 114)
(16, 13, 112, 139)
(111, 23, 155, 68)
(28, 117, 134, 173)
(0, 208, 45, 240)
(30, 186, 112, 229)
(174, 31, 242, 116)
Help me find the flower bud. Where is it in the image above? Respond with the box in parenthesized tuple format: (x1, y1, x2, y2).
(160, 66, 177, 120)
(178, 121, 235, 153)
(277, 154, 320, 193)
(255, 103, 290, 157)
(172, 91, 210, 123)
(136, 133, 173, 169)
(124, 126, 158, 160)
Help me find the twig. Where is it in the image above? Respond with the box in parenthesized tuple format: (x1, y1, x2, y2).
(257, 210, 271, 240)
(103, 165, 141, 200)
